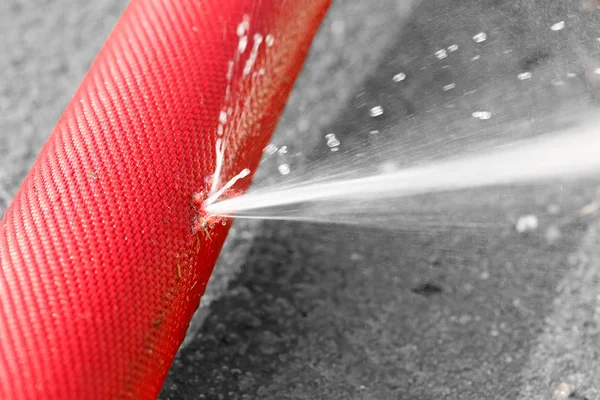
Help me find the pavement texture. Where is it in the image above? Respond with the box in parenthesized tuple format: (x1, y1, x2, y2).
(2, 1, 600, 400)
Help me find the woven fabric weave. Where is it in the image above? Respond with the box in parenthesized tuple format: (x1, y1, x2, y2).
(0, 0, 329, 398)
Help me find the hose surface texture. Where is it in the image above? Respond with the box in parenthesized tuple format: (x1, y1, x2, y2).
(0, 0, 330, 398)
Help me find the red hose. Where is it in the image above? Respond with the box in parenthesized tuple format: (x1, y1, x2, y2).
(0, 1, 330, 398)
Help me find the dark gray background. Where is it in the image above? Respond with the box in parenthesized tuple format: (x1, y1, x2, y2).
(2, 1, 600, 399)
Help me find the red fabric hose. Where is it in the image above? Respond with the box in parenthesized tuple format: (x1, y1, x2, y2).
(0, 1, 330, 398)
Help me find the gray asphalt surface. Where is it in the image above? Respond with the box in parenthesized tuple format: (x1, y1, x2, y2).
(2, 1, 600, 400)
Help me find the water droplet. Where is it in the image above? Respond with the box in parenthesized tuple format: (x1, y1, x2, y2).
(325, 133, 340, 148)
(566, 72, 577, 78)
(265, 34, 275, 47)
(472, 111, 492, 120)
(472, 55, 481, 61)
(278, 164, 291, 175)
(554, 382, 573, 399)
(236, 22, 246, 37)
(369, 130, 380, 135)
(238, 36, 248, 53)
(277, 146, 288, 156)
(435, 49, 448, 59)
(221, 220, 227, 226)
(219, 110, 227, 124)
(443, 83, 456, 91)
(515, 214, 538, 233)
(472, 32, 487, 43)
(448, 44, 459, 52)
(226, 60, 234, 81)
(517, 72, 532, 80)
(369, 105, 384, 117)
(217, 124, 224, 136)
(264, 143, 278, 155)
(242, 33, 263, 76)
(392, 72, 406, 82)
(594, 67, 600, 75)
(550, 21, 565, 31)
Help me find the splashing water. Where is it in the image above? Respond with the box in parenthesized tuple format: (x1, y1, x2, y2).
(207, 13, 272, 202)
(204, 117, 600, 226)
(201, 7, 600, 231)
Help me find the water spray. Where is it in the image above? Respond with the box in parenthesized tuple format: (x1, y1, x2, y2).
(205, 117, 600, 222)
